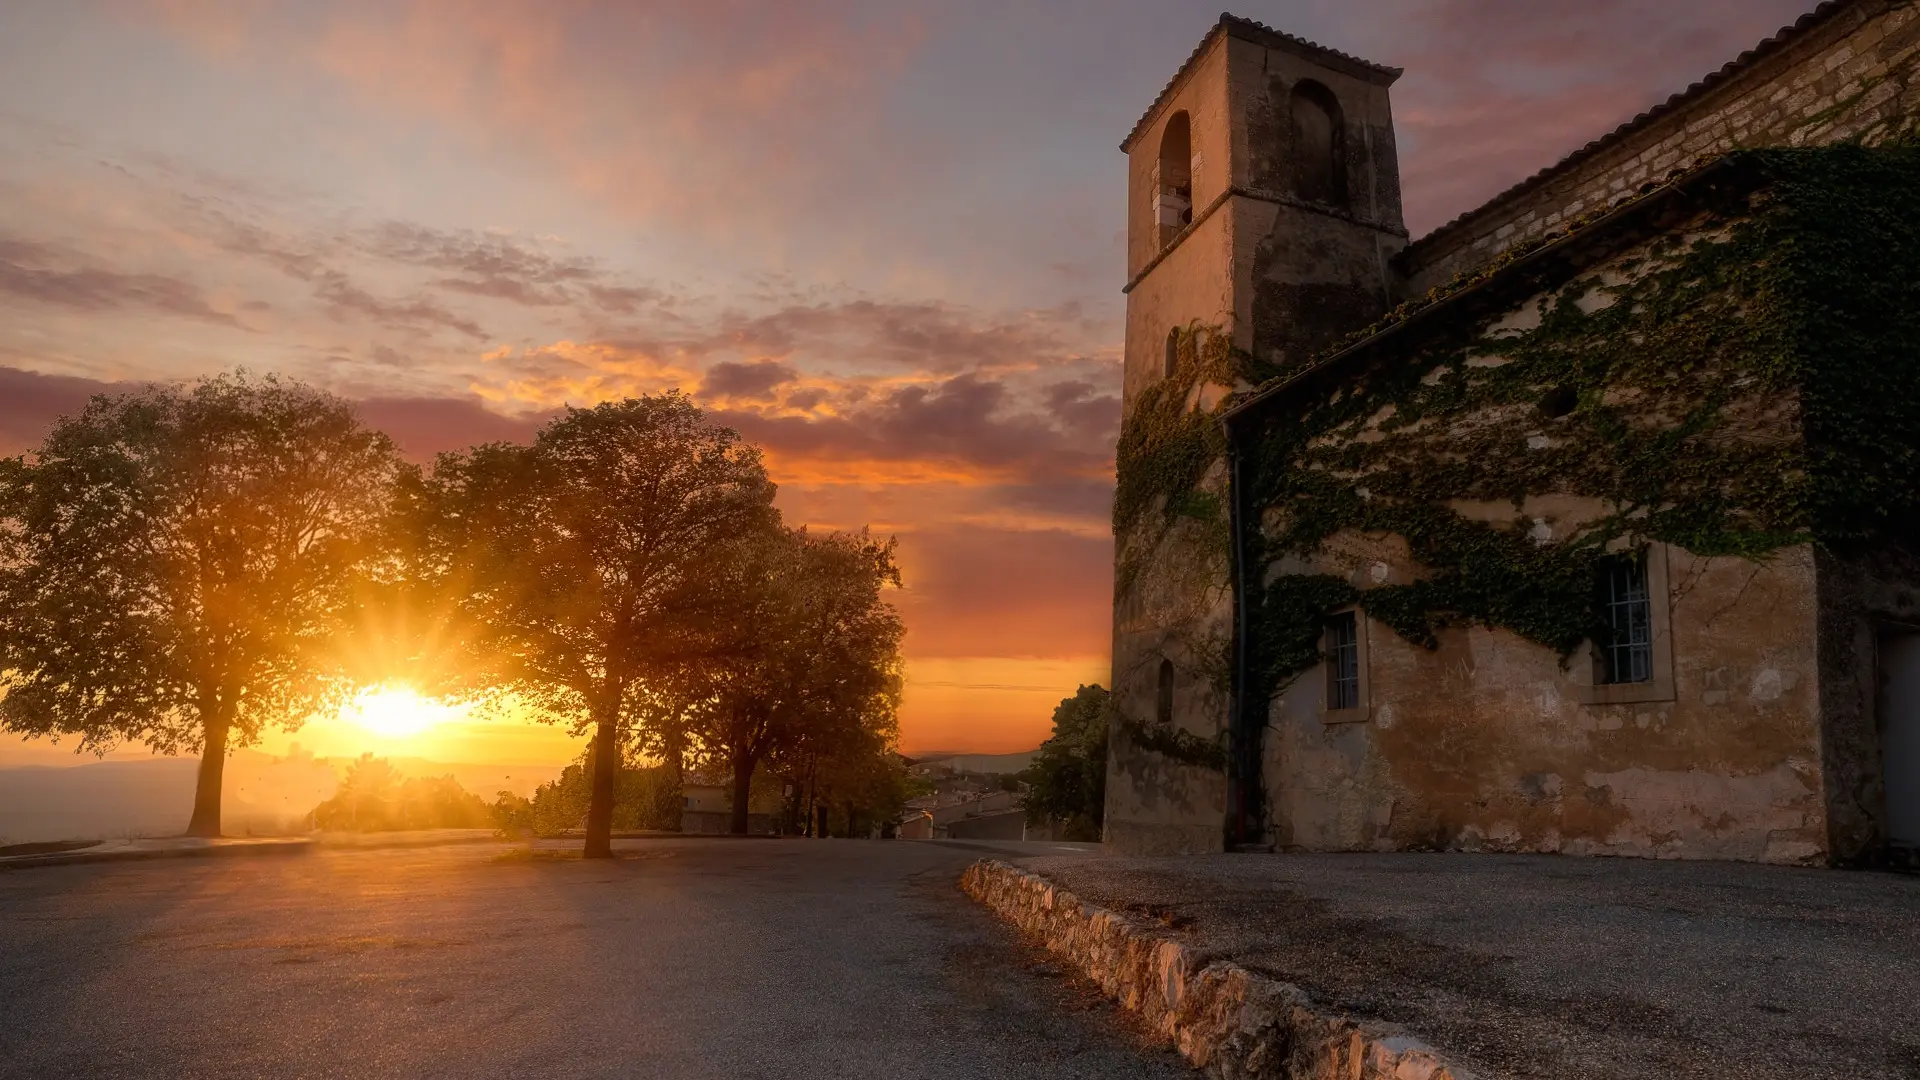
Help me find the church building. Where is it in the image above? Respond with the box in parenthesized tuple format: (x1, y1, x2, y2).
(1105, 0, 1920, 865)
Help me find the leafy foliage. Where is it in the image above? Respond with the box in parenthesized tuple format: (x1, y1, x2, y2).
(0, 372, 404, 836)
(1021, 684, 1110, 840)
(310, 754, 492, 832)
(1113, 326, 1279, 596)
(672, 527, 906, 835)
(408, 393, 779, 857)
(488, 754, 682, 837)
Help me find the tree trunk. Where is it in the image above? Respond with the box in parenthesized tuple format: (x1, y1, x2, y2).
(184, 710, 231, 838)
(804, 754, 818, 837)
(664, 719, 686, 787)
(729, 750, 754, 835)
(583, 701, 620, 859)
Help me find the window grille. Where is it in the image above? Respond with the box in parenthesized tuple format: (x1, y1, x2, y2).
(1600, 556, 1654, 685)
(1326, 611, 1360, 710)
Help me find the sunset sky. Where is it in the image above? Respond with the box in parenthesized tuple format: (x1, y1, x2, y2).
(0, 0, 1816, 767)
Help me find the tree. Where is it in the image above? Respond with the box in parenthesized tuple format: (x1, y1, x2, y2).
(683, 528, 904, 834)
(489, 753, 681, 837)
(0, 372, 404, 836)
(800, 734, 912, 838)
(1022, 684, 1111, 841)
(411, 394, 778, 858)
(311, 754, 492, 832)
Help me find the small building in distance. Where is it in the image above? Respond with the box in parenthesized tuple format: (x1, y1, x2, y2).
(896, 809, 934, 840)
(1105, 0, 1920, 866)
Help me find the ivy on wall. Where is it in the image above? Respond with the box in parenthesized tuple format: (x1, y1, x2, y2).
(1114, 144, 1920, 719)
(1113, 325, 1274, 595)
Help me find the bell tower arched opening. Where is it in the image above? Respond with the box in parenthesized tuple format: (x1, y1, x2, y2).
(1154, 111, 1194, 249)
(1289, 80, 1347, 208)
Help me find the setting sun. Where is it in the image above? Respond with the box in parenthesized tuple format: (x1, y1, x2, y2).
(340, 686, 463, 740)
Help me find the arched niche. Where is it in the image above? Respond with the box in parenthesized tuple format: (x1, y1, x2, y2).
(1289, 80, 1347, 208)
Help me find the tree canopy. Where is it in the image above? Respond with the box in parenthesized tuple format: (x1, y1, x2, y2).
(409, 393, 781, 857)
(676, 527, 906, 834)
(1, 375, 912, 851)
(1022, 684, 1111, 841)
(0, 372, 404, 836)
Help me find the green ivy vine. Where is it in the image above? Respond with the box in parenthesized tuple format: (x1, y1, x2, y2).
(1115, 143, 1920, 712)
(1112, 324, 1281, 597)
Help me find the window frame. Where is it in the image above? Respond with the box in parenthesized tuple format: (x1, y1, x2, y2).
(1320, 607, 1371, 724)
(1571, 544, 1676, 706)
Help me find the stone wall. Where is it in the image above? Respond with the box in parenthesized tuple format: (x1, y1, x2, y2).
(1265, 544, 1829, 863)
(1245, 205, 1843, 864)
(1105, 476, 1235, 856)
(959, 859, 1472, 1080)
(1402, 0, 1920, 294)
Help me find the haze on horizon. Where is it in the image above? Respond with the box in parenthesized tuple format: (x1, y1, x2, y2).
(0, 0, 1815, 768)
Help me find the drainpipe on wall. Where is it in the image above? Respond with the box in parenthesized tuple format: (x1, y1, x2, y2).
(1223, 415, 1264, 848)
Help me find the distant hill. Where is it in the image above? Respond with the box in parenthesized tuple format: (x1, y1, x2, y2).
(0, 752, 564, 845)
(909, 750, 1038, 775)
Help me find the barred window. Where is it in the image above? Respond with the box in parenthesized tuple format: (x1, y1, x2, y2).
(1599, 555, 1654, 685)
(1326, 611, 1360, 710)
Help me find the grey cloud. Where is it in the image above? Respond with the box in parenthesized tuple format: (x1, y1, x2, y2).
(711, 370, 1112, 489)
(1043, 379, 1120, 443)
(313, 270, 485, 340)
(586, 283, 665, 315)
(0, 365, 117, 455)
(704, 299, 1077, 373)
(0, 363, 551, 464)
(0, 238, 250, 329)
(361, 221, 665, 315)
(354, 395, 554, 461)
(701, 359, 800, 400)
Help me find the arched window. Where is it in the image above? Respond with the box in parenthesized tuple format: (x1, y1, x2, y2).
(1289, 81, 1346, 208)
(1164, 328, 1180, 379)
(1155, 658, 1175, 726)
(1154, 111, 1194, 248)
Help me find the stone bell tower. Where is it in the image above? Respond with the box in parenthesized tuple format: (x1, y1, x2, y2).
(1106, 15, 1407, 855)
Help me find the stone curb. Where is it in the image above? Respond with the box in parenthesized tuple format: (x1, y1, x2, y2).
(961, 859, 1477, 1080)
(0, 838, 313, 872)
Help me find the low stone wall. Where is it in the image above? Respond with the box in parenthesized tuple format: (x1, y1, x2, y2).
(960, 859, 1474, 1080)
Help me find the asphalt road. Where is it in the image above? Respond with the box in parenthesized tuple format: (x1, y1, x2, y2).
(0, 838, 1190, 1080)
